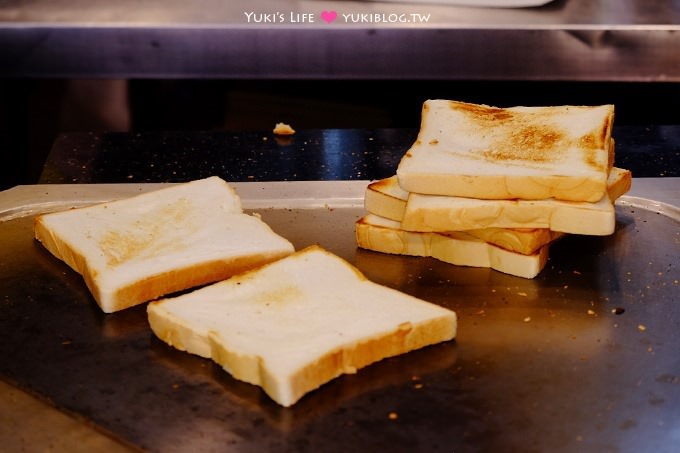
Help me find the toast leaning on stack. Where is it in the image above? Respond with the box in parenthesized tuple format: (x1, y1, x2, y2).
(34, 176, 295, 313)
(148, 245, 457, 407)
(356, 99, 632, 279)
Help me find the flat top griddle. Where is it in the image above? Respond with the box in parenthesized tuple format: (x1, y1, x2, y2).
(1, 179, 679, 453)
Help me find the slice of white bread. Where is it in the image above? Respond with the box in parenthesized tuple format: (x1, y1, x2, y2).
(396, 99, 615, 202)
(367, 167, 631, 237)
(356, 214, 550, 279)
(147, 245, 457, 407)
(34, 176, 295, 313)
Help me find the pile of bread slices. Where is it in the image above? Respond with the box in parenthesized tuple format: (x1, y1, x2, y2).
(33, 176, 456, 407)
(356, 99, 632, 278)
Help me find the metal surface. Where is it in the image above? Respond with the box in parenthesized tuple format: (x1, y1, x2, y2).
(1, 179, 679, 452)
(1, 0, 680, 80)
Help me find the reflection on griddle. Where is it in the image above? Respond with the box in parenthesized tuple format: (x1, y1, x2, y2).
(31, 236, 95, 306)
(149, 334, 457, 432)
(354, 205, 640, 315)
(32, 233, 153, 338)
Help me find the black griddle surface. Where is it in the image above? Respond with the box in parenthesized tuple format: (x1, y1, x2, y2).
(1, 194, 679, 453)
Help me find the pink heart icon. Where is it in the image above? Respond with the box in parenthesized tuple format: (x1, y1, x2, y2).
(321, 10, 337, 24)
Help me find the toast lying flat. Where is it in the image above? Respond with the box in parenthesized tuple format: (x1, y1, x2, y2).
(356, 214, 551, 279)
(366, 167, 631, 237)
(34, 176, 295, 313)
(147, 245, 457, 407)
(396, 100, 615, 202)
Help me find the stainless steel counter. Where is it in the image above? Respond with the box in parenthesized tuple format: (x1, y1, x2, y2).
(1, 0, 679, 80)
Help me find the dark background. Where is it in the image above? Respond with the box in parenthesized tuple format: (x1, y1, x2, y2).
(2, 79, 679, 191)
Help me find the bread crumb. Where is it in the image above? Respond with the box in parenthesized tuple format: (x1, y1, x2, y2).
(638, 324, 647, 332)
(273, 122, 296, 135)
(388, 412, 399, 420)
(523, 316, 531, 322)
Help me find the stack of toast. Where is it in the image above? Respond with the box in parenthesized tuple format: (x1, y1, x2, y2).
(356, 99, 632, 278)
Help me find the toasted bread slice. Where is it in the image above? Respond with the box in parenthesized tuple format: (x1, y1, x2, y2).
(366, 167, 631, 237)
(356, 214, 551, 279)
(34, 176, 295, 313)
(147, 245, 457, 407)
(396, 100, 615, 202)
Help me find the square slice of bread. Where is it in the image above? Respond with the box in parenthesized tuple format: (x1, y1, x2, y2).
(396, 99, 615, 202)
(366, 167, 631, 237)
(147, 245, 457, 407)
(34, 176, 295, 313)
(356, 214, 551, 279)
